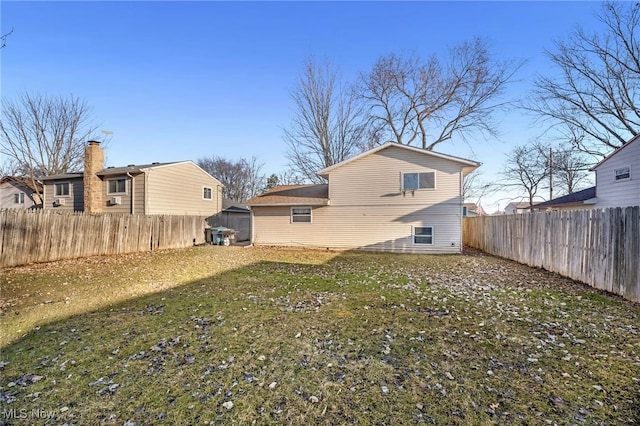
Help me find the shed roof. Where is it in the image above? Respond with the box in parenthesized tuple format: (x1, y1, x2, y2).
(245, 184, 329, 206)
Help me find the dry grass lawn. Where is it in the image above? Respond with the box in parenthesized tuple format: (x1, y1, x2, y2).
(1, 246, 639, 425)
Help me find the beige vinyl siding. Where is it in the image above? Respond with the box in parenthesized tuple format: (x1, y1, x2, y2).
(328, 145, 462, 208)
(251, 144, 470, 253)
(102, 174, 133, 214)
(44, 178, 84, 212)
(594, 140, 640, 208)
(0, 182, 38, 209)
(145, 162, 222, 216)
(252, 204, 462, 253)
(133, 174, 145, 214)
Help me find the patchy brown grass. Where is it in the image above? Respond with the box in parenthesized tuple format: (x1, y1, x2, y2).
(1, 246, 638, 425)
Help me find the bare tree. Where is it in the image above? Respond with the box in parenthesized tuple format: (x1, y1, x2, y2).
(284, 58, 367, 183)
(197, 156, 265, 202)
(501, 141, 550, 206)
(360, 38, 521, 150)
(1, 28, 13, 49)
(551, 147, 592, 196)
(263, 170, 305, 192)
(528, 2, 640, 159)
(462, 169, 494, 203)
(0, 93, 99, 198)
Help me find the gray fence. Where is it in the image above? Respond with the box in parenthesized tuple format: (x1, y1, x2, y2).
(206, 212, 251, 242)
(0, 209, 208, 268)
(463, 207, 640, 303)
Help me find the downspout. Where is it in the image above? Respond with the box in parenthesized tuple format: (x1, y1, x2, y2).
(127, 172, 134, 214)
(144, 171, 149, 215)
(459, 170, 463, 253)
(250, 207, 254, 246)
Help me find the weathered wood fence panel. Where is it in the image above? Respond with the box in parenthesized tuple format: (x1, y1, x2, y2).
(206, 213, 251, 242)
(463, 207, 640, 303)
(0, 210, 208, 268)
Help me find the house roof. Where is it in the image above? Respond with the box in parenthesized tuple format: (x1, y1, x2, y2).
(245, 184, 329, 206)
(317, 142, 481, 178)
(590, 133, 639, 171)
(506, 202, 531, 210)
(97, 161, 178, 176)
(39, 161, 223, 187)
(40, 173, 84, 181)
(0, 176, 42, 191)
(530, 186, 597, 209)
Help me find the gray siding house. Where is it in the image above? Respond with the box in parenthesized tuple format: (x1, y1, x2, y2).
(532, 134, 639, 211)
(41, 141, 224, 216)
(246, 143, 479, 253)
(590, 134, 640, 208)
(0, 176, 42, 209)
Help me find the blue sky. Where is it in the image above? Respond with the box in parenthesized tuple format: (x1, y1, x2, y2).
(1, 1, 604, 212)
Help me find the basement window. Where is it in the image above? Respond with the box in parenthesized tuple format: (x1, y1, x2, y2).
(414, 226, 433, 245)
(291, 207, 312, 223)
(614, 166, 630, 181)
(107, 178, 127, 195)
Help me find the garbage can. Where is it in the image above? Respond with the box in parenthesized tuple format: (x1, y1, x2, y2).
(204, 227, 213, 245)
(214, 227, 235, 246)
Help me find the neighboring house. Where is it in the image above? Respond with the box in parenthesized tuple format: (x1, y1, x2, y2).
(245, 142, 480, 253)
(504, 202, 532, 215)
(531, 134, 639, 211)
(530, 186, 597, 211)
(0, 176, 42, 209)
(463, 202, 486, 217)
(589, 134, 639, 208)
(41, 141, 223, 216)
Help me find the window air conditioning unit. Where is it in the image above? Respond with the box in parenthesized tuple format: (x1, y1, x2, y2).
(111, 196, 122, 205)
(54, 198, 65, 206)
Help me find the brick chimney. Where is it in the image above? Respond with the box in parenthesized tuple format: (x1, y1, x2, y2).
(84, 140, 104, 213)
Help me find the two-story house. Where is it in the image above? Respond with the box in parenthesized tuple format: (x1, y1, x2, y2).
(41, 141, 224, 216)
(245, 142, 480, 253)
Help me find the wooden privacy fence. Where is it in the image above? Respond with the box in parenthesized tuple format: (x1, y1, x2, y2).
(0, 209, 208, 268)
(463, 206, 640, 303)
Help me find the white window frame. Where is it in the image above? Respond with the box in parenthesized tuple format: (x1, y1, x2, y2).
(291, 207, 312, 223)
(413, 226, 434, 245)
(202, 186, 213, 200)
(402, 172, 436, 191)
(14, 192, 25, 204)
(107, 178, 127, 195)
(54, 182, 70, 197)
(614, 166, 631, 182)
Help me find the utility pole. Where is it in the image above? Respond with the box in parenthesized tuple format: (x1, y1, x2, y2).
(549, 147, 553, 200)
